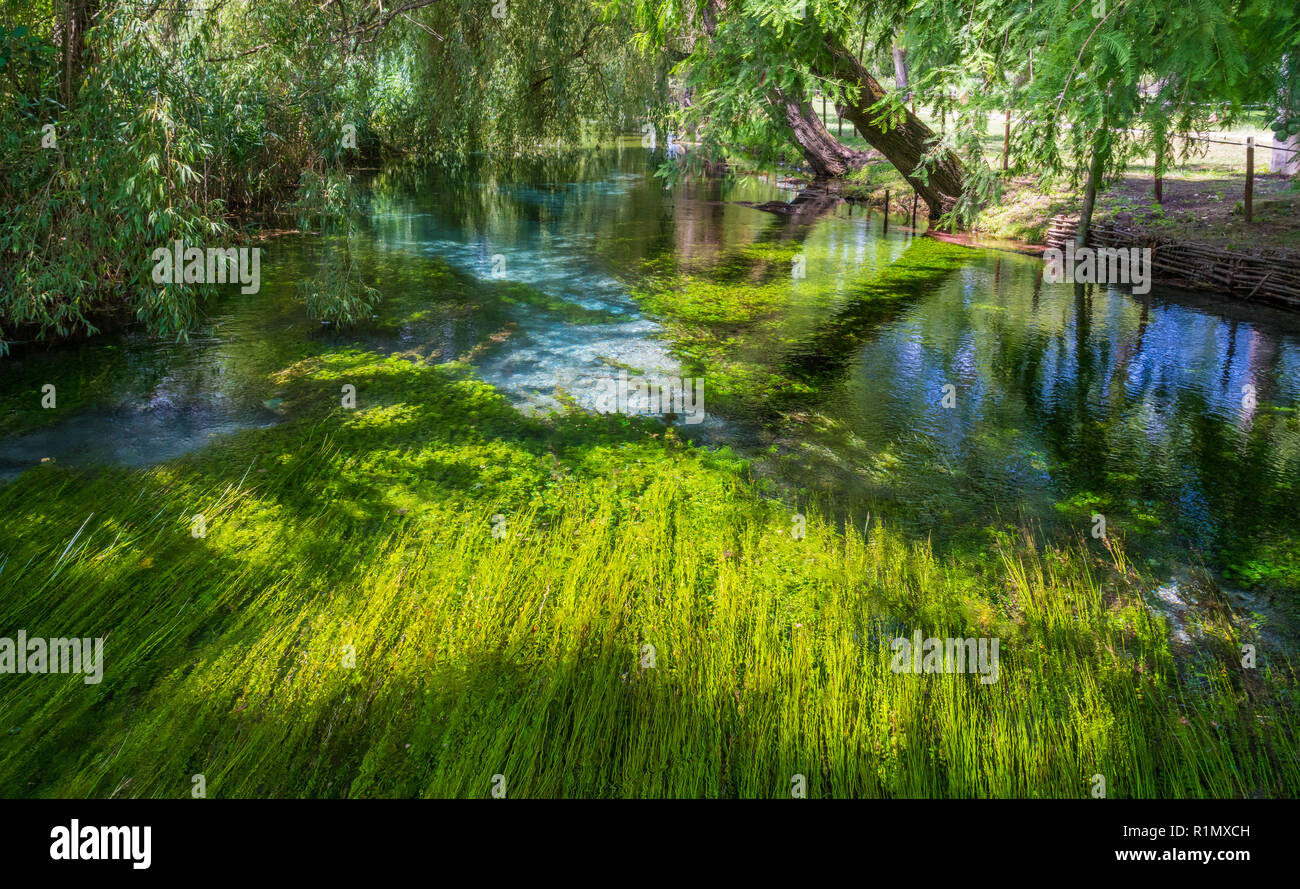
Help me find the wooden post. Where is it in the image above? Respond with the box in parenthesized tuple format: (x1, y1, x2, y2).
(911, 189, 918, 228)
(1153, 132, 1165, 204)
(822, 92, 827, 125)
(837, 105, 842, 139)
(1245, 137, 1254, 223)
(883, 190, 889, 233)
(1002, 110, 1010, 171)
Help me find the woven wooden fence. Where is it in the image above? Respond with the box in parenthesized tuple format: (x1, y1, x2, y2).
(1044, 216, 1300, 310)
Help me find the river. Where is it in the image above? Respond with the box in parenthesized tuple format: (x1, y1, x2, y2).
(3, 142, 1298, 615)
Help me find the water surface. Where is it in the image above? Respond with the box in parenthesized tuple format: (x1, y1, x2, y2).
(3, 144, 1299, 607)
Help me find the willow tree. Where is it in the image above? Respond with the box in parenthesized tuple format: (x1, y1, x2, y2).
(619, 0, 978, 220)
(1, 0, 667, 348)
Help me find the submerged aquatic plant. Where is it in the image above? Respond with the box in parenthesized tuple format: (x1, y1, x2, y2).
(0, 349, 1294, 798)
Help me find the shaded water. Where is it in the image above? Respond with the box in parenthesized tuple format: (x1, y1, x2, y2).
(3, 144, 1299, 603)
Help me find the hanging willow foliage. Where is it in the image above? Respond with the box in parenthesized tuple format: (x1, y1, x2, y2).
(0, 0, 669, 348)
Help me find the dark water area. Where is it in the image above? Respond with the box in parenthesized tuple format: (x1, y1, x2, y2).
(3, 142, 1299, 617)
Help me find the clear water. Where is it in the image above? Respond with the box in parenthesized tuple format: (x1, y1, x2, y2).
(3, 143, 1299, 603)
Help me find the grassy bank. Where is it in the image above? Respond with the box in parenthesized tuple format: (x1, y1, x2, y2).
(975, 173, 1300, 251)
(1, 345, 1296, 797)
(803, 102, 1300, 251)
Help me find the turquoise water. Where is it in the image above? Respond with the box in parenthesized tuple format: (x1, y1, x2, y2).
(3, 144, 1299, 612)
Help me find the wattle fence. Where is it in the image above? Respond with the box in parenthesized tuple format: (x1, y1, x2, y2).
(1044, 216, 1300, 310)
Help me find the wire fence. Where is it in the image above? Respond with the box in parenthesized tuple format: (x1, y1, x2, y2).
(1135, 130, 1300, 156)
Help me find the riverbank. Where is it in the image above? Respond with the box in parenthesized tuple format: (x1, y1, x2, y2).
(835, 162, 1300, 305)
(832, 161, 1300, 258)
(977, 173, 1300, 253)
(1, 342, 1297, 798)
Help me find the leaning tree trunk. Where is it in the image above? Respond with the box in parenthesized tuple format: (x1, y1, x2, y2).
(700, 0, 869, 180)
(820, 36, 968, 219)
(771, 87, 874, 178)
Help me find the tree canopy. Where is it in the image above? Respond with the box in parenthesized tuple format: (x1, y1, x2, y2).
(3, 0, 1297, 348)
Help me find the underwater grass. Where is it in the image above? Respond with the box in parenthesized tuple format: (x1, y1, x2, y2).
(629, 234, 973, 421)
(0, 349, 1296, 798)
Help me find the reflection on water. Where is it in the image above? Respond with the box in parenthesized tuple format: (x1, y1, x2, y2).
(362, 152, 798, 425)
(2, 144, 1298, 602)
(780, 255, 1300, 571)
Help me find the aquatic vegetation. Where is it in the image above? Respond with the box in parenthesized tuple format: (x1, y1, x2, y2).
(0, 347, 1296, 798)
(486, 281, 626, 325)
(4, 0, 1298, 814)
(630, 231, 972, 421)
(3, 150, 1297, 801)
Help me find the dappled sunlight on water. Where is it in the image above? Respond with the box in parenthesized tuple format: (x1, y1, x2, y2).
(3, 145, 1299, 602)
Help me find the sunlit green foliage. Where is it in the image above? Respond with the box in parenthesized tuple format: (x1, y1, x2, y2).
(910, 0, 1300, 231)
(1, 344, 1295, 797)
(0, 0, 668, 349)
(291, 170, 382, 325)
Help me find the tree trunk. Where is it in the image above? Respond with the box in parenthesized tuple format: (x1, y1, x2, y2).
(1077, 134, 1106, 248)
(700, 0, 868, 181)
(61, 0, 96, 109)
(772, 88, 873, 178)
(1271, 133, 1300, 175)
(1153, 131, 1166, 203)
(820, 36, 968, 219)
(892, 43, 910, 99)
